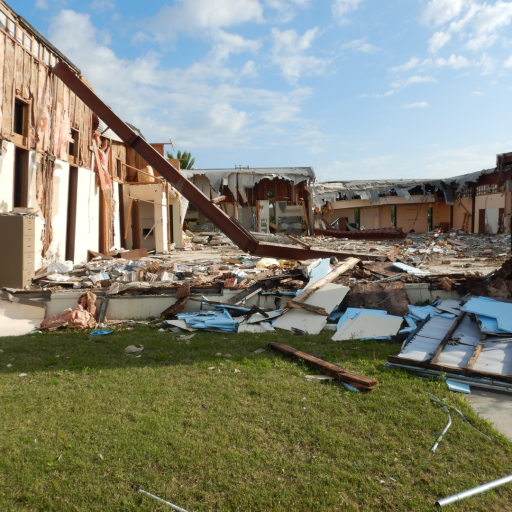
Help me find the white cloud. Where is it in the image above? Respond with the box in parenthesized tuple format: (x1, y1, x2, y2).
(48, 10, 320, 149)
(91, 0, 115, 12)
(36, 0, 68, 8)
(428, 31, 452, 53)
(423, 0, 512, 54)
(402, 75, 438, 86)
(422, 0, 471, 26)
(504, 53, 512, 67)
(146, 0, 264, 41)
(341, 38, 379, 53)
(404, 101, 430, 108)
(389, 57, 420, 72)
(472, 90, 484, 94)
(331, 0, 364, 23)
(271, 27, 328, 83)
(434, 53, 471, 67)
(263, 0, 311, 22)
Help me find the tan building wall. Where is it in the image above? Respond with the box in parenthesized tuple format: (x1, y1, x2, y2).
(360, 206, 380, 229)
(452, 198, 473, 232)
(396, 203, 429, 233)
(475, 193, 506, 233)
(380, 206, 392, 228)
(432, 201, 451, 229)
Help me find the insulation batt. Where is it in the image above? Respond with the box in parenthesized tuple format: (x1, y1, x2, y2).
(93, 131, 111, 189)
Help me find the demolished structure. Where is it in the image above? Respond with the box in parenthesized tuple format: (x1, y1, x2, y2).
(314, 167, 512, 235)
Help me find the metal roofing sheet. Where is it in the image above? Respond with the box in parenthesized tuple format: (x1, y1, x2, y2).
(437, 344, 474, 368)
(472, 343, 512, 375)
(399, 335, 441, 362)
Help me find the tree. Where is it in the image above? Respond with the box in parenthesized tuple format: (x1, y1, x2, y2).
(167, 150, 195, 170)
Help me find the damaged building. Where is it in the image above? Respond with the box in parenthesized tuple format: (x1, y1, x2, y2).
(314, 165, 512, 236)
(182, 167, 315, 236)
(0, 0, 183, 289)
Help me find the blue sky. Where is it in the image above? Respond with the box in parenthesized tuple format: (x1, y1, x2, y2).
(13, 0, 512, 180)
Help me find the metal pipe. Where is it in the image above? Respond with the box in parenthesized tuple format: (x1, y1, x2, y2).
(133, 486, 189, 512)
(431, 406, 452, 453)
(425, 392, 491, 441)
(436, 473, 512, 507)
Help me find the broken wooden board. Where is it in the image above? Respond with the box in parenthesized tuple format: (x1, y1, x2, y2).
(362, 261, 400, 277)
(345, 280, 410, 317)
(270, 342, 378, 390)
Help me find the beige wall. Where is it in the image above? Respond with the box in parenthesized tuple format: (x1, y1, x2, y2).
(452, 198, 473, 232)
(475, 193, 506, 211)
(396, 203, 429, 233)
(432, 201, 451, 229)
(380, 206, 392, 228)
(360, 207, 380, 229)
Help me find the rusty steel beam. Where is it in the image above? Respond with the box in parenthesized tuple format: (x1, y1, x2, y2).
(52, 62, 377, 261)
(314, 227, 407, 240)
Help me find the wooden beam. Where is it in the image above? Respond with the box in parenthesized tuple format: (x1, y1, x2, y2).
(429, 312, 467, 364)
(286, 234, 311, 249)
(284, 300, 328, 316)
(270, 342, 378, 390)
(466, 344, 483, 370)
(124, 198, 134, 241)
(92, 139, 115, 219)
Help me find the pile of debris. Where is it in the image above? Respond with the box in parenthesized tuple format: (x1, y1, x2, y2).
(387, 294, 512, 389)
(182, 230, 233, 248)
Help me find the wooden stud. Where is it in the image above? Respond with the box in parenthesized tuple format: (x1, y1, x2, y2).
(466, 344, 483, 370)
(124, 198, 134, 241)
(429, 312, 467, 364)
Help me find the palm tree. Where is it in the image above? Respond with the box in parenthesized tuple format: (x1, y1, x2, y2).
(167, 150, 195, 170)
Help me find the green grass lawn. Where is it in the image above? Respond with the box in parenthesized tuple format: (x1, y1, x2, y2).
(0, 326, 511, 511)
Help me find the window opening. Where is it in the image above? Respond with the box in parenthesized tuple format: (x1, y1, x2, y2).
(14, 99, 26, 135)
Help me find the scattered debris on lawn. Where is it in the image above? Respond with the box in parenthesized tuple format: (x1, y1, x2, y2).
(133, 486, 189, 512)
(430, 406, 452, 454)
(387, 293, 512, 391)
(125, 345, 144, 354)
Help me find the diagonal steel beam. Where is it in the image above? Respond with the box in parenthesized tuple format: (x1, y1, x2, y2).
(52, 62, 376, 261)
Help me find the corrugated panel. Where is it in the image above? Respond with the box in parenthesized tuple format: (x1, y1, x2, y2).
(452, 315, 481, 346)
(97, 118, 123, 143)
(437, 344, 474, 368)
(473, 343, 512, 375)
(399, 335, 440, 362)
